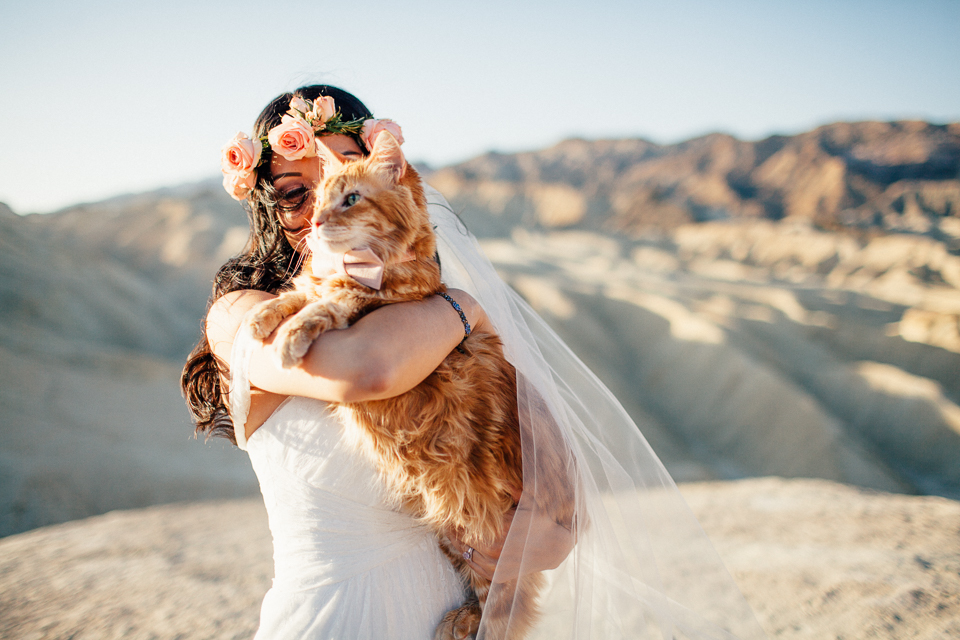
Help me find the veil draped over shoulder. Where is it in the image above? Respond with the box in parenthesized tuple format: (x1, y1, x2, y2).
(427, 184, 766, 640)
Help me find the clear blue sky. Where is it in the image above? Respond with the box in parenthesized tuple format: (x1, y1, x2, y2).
(1, 0, 958, 214)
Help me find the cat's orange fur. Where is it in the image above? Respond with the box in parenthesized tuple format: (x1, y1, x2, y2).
(245, 132, 573, 640)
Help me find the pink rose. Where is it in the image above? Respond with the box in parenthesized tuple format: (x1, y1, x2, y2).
(222, 170, 257, 201)
(220, 132, 261, 176)
(360, 119, 404, 151)
(289, 96, 311, 115)
(311, 96, 336, 124)
(267, 114, 316, 160)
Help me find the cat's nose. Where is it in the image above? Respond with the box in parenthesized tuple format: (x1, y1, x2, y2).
(313, 212, 328, 227)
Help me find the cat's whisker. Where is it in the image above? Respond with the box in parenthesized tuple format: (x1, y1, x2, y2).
(295, 233, 310, 255)
(292, 253, 307, 276)
(283, 235, 311, 278)
(293, 237, 312, 272)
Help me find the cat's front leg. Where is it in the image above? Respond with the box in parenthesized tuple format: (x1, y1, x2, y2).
(245, 291, 310, 341)
(273, 299, 352, 368)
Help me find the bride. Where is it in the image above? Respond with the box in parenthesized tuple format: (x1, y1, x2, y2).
(182, 84, 766, 639)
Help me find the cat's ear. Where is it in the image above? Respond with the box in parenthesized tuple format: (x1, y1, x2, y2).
(369, 132, 406, 184)
(315, 139, 346, 177)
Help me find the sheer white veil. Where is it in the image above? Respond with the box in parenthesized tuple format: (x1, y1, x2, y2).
(427, 184, 767, 640)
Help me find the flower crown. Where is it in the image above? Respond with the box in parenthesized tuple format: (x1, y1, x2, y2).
(220, 95, 404, 201)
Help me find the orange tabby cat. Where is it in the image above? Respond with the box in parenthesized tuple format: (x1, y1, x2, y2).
(244, 132, 572, 640)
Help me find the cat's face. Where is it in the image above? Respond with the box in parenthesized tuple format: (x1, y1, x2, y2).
(271, 135, 364, 248)
(310, 133, 425, 261)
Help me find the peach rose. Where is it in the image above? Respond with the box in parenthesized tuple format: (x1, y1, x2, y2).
(289, 96, 311, 115)
(311, 96, 336, 124)
(222, 170, 257, 201)
(360, 119, 404, 151)
(267, 114, 316, 160)
(220, 132, 261, 176)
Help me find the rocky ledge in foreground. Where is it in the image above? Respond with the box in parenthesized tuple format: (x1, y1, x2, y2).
(0, 478, 956, 639)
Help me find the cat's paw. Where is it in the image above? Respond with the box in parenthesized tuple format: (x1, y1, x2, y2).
(273, 314, 329, 368)
(276, 334, 311, 368)
(434, 604, 481, 640)
(246, 302, 286, 341)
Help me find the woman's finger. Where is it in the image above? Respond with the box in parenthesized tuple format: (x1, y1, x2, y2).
(463, 547, 496, 581)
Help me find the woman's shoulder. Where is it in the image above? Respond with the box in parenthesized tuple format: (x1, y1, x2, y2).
(211, 289, 276, 318)
(206, 289, 277, 362)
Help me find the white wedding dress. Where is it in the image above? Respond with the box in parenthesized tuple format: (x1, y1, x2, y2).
(229, 350, 464, 638)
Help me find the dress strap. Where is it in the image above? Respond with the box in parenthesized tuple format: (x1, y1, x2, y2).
(229, 321, 257, 451)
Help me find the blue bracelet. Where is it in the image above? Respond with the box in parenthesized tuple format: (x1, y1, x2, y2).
(438, 292, 471, 353)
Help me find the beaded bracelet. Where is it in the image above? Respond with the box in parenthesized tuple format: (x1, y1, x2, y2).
(437, 291, 472, 354)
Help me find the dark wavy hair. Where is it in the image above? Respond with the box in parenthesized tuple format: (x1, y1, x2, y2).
(181, 85, 373, 444)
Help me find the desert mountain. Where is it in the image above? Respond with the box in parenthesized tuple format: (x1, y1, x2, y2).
(1, 120, 959, 538)
(432, 120, 960, 243)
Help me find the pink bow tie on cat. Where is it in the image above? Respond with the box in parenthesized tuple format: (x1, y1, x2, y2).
(305, 232, 413, 290)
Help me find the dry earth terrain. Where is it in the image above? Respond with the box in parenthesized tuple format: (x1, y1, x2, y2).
(0, 478, 956, 639)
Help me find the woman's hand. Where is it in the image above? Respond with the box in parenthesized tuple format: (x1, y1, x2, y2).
(446, 497, 576, 583)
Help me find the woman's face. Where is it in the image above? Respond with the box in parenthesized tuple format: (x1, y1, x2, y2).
(270, 133, 365, 248)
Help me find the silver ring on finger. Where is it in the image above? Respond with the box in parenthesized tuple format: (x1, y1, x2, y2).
(463, 546, 474, 562)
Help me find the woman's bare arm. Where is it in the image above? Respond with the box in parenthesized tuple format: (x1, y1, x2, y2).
(206, 288, 484, 404)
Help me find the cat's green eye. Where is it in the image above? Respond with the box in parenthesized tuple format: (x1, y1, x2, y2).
(345, 193, 360, 207)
